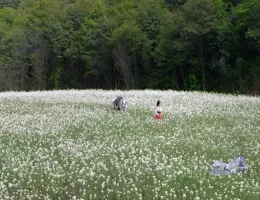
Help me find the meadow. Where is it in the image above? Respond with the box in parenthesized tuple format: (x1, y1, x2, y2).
(0, 90, 259, 200)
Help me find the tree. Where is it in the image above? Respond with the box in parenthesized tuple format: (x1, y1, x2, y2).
(157, 0, 227, 91)
(231, 0, 260, 94)
(110, 20, 148, 89)
(156, 11, 190, 90)
(136, 0, 170, 88)
(0, 0, 21, 8)
(74, 0, 115, 88)
(0, 7, 22, 90)
(181, 0, 227, 91)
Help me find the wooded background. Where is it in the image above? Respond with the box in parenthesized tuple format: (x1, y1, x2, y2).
(0, 0, 259, 94)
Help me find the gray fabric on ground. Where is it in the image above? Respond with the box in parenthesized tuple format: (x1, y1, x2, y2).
(210, 156, 247, 176)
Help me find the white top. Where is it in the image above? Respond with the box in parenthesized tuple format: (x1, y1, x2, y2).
(155, 106, 162, 114)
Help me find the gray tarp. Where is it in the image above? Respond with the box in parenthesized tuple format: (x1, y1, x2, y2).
(210, 156, 247, 176)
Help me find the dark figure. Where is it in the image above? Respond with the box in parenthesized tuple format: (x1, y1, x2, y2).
(113, 96, 123, 110)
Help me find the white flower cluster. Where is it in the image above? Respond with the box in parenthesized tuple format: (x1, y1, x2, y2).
(0, 89, 259, 199)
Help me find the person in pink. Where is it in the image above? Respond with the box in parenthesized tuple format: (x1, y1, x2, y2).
(154, 100, 162, 120)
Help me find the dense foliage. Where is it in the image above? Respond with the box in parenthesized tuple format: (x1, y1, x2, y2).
(0, 0, 259, 94)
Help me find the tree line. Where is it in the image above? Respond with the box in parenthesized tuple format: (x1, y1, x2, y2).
(0, 0, 259, 94)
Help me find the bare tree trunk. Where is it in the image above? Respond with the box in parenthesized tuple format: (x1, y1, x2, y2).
(33, 44, 48, 90)
(180, 65, 187, 90)
(96, 57, 113, 89)
(202, 61, 205, 91)
(0, 66, 6, 91)
(200, 47, 207, 91)
(172, 69, 179, 89)
(112, 43, 135, 89)
(132, 52, 138, 89)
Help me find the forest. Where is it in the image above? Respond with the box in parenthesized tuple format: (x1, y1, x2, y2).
(0, 0, 259, 94)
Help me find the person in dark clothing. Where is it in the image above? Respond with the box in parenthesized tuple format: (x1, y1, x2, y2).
(113, 96, 123, 110)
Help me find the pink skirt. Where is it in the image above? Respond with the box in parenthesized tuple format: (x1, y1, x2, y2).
(154, 113, 162, 120)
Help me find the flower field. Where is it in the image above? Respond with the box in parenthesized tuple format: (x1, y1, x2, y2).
(0, 90, 259, 200)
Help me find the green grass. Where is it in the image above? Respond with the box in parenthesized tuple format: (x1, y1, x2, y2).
(0, 91, 259, 199)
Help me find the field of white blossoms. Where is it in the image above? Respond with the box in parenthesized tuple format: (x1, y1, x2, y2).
(0, 89, 260, 200)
